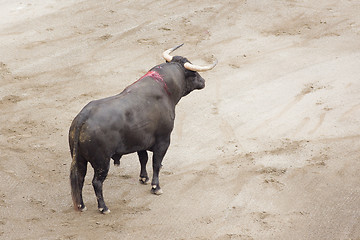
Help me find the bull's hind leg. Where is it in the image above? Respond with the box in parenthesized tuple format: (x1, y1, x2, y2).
(77, 157, 88, 211)
(91, 158, 110, 214)
(151, 137, 170, 195)
(138, 151, 149, 184)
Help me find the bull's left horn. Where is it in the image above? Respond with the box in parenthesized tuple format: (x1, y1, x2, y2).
(162, 43, 184, 62)
(184, 58, 218, 72)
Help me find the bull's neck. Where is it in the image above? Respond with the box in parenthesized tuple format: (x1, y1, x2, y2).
(139, 70, 171, 96)
(152, 64, 185, 105)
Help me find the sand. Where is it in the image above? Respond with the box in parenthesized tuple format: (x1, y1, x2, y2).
(1, 0, 360, 239)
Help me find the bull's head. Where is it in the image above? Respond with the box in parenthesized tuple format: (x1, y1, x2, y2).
(162, 44, 217, 96)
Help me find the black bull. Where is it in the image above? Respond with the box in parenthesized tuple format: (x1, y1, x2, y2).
(69, 49, 216, 214)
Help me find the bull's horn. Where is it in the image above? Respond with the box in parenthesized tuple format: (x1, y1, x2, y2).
(162, 43, 184, 62)
(163, 44, 218, 72)
(184, 58, 218, 72)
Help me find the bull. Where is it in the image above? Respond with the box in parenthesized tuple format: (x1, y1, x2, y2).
(69, 44, 217, 214)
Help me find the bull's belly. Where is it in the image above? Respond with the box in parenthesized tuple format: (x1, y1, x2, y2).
(77, 122, 155, 158)
(112, 130, 156, 153)
(116, 133, 155, 155)
(77, 111, 170, 160)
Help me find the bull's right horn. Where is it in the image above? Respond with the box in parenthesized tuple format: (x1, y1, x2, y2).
(162, 43, 184, 62)
(184, 59, 218, 72)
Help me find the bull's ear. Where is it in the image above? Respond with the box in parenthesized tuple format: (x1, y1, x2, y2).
(184, 68, 196, 78)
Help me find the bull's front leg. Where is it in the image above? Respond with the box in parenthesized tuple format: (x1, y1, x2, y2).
(151, 137, 170, 195)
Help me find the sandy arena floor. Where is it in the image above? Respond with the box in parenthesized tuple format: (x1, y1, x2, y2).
(1, 0, 360, 239)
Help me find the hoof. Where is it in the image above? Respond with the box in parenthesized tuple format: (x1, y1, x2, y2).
(99, 208, 111, 214)
(77, 205, 87, 212)
(151, 185, 163, 195)
(102, 209, 111, 214)
(139, 177, 149, 185)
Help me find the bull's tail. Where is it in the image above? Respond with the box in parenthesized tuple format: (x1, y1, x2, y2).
(70, 155, 81, 210)
(69, 122, 84, 211)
